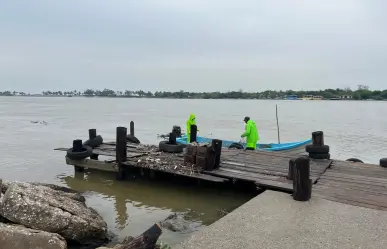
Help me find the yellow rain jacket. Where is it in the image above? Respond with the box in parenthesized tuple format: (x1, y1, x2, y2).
(186, 114, 198, 142)
(241, 120, 259, 149)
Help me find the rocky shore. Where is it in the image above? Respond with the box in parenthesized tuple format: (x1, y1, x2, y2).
(0, 179, 169, 249)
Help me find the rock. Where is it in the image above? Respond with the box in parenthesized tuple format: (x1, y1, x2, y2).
(160, 213, 199, 233)
(0, 182, 108, 245)
(1, 181, 85, 202)
(0, 223, 67, 249)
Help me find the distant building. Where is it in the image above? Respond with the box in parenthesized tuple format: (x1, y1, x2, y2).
(330, 95, 353, 100)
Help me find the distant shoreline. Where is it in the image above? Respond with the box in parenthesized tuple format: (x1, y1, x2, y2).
(1, 86, 386, 100)
(0, 95, 385, 101)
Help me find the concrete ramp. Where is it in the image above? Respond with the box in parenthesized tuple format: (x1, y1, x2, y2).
(177, 191, 387, 249)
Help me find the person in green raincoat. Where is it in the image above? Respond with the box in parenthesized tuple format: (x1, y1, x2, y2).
(241, 116, 259, 150)
(186, 114, 198, 142)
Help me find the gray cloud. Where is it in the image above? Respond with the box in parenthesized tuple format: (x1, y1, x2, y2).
(0, 0, 386, 92)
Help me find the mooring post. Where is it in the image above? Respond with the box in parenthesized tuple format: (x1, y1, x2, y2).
(130, 121, 135, 136)
(88, 129, 99, 160)
(312, 131, 324, 146)
(212, 139, 222, 168)
(116, 127, 127, 180)
(73, 139, 83, 152)
(190, 125, 197, 143)
(288, 158, 296, 180)
(88, 129, 97, 139)
(72, 139, 84, 172)
(169, 132, 177, 145)
(292, 156, 312, 201)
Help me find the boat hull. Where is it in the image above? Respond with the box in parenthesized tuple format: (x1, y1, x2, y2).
(176, 136, 312, 152)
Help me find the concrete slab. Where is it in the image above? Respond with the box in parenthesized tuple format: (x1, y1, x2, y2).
(177, 191, 387, 249)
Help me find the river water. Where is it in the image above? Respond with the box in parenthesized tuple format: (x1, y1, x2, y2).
(1, 96, 387, 246)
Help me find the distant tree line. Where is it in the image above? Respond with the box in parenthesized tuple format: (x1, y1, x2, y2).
(1, 85, 387, 100)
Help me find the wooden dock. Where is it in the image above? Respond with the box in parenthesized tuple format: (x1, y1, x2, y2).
(55, 134, 331, 193)
(313, 160, 387, 211)
(202, 149, 331, 192)
(55, 126, 387, 212)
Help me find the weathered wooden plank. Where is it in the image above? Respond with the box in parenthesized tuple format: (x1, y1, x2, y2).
(255, 178, 293, 192)
(203, 168, 293, 192)
(313, 158, 387, 211)
(220, 164, 321, 181)
(221, 156, 331, 169)
(55, 147, 145, 158)
(314, 183, 387, 197)
(313, 193, 387, 211)
(65, 157, 119, 172)
(221, 160, 329, 176)
(228, 148, 305, 157)
(316, 179, 387, 193)
(327, 167, 387, 178)
(320, 172, 387, 186)
(54, 147, 68, 151)
(101, 142, 141, 148)
(92, 149, 144, 158)
(331, 160, 382, 168)
(121, 161, 228, 183)
(313, 188, 387, 209)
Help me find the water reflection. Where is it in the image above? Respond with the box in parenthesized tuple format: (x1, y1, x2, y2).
(59, 170, 254, 246)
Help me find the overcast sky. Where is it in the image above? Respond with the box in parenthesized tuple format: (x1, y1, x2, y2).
(1, 0, 386, 93)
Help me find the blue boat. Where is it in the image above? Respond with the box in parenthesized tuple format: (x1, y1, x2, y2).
(284, 95, 298, 100)
(176, 135, 312, 152)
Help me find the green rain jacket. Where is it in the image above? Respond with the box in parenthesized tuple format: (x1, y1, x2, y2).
(241, 120, 259, 149)
(186, 114, 198, 142)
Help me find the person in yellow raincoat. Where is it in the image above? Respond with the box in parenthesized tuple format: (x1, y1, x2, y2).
(241, 116, 259, 150)
(186, 114, 198, 142)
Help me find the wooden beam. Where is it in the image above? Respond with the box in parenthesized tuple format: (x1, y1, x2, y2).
(65, 157, 119, 172)
(130, 121, 135, 136)
(293, 156, 312, 201)
(113, 223, 162, 249)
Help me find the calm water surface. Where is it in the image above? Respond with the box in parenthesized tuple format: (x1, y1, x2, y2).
(1, 97, 387, 246)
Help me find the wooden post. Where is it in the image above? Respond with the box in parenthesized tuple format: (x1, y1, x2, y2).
(89, 129, 99, 160)
(190, 125, 197, 143)
(276, 104, 280, 144)
(116, 127, 127, 180)
(0, 178, 2, 198)
(292, 156, 312, 201)
(73, 139, 83, 152)
(212, 139, 222, 168)
(113, 223, 162, 249)
(72, 139, 84, 172)
(88, 129, 97, 139)
(130, 121, 135, 136)
(172, 125, 182, 137)
(312, 131, 324, 146)
(288, 159, 296, 180)
(169, 132, 177, 145)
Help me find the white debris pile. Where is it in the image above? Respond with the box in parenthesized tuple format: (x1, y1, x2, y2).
(133, 152, 201, 175)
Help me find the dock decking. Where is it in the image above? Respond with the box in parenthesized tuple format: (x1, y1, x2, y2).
(313, 160, 387, 211)
(55, 126, 387, 212)
(56, 141, 332, 193)
(202, 149, 331, 192)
